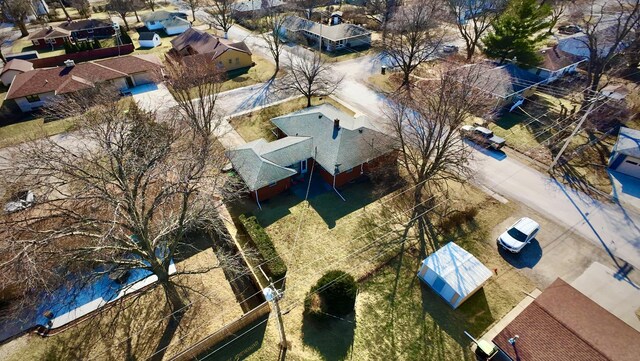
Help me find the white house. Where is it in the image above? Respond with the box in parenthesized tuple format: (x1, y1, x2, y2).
(417, 242, 492, 309)
(609, 127, 640, 179)
(0, 59, 34, 86)
(138, 32, 161, 48)
(141, 11, 190, 36)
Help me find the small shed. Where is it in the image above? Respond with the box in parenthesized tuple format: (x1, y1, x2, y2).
(1, 59, 34, 86)
(138, 32, 161, 48)
(417, 242, 492, 309)
(609, 127, 640, 179)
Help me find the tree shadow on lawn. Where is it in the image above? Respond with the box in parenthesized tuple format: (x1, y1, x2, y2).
(301, 312, 356, 361)
(200, 314, 269, 361)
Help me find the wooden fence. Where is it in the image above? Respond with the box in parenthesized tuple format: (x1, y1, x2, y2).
(169, 301, 271, 361)
(28, 44, 135, 68)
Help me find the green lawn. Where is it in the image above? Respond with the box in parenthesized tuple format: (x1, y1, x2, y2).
(0, 117, 77, 149)
(11, 37, 66, 57)
(229, 96, 356, 142)
(219, 56, 277, 93)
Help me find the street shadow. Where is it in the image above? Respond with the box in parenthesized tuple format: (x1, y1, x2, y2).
(301, 312, 356, 361)
(464, 139, 508, 161)
(497, 239, 543, 269)
(199, 314, 269, 361)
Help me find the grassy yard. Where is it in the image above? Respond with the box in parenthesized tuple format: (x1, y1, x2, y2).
(219, 56, 277, 93)
(10, 37, 66, 57)
(229, 96, 356, 142)
(230, 182, 535, 360)
(0, 117, 77, 149)
(0, 246, 244, 361)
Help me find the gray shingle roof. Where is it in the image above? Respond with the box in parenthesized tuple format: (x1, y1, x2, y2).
(228, 137, 313, 191)
(138, 32, 157, 41)
(231, 0, 284, 12)
(282, 15, 370, 42)
(271, 104, 395, 175)
(141, 11, 187, 23)
(456, 62, 545, 99)
(614, 127, 640, 159)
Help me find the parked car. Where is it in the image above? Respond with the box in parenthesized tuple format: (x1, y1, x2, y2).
(442, 44, 459, 53)
(460, 125, 506, 150)
(558, 25, 582, 34)
(497, 217, 540, 253)
(3, 190, 36, 213)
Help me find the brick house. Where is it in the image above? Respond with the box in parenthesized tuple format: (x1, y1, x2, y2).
(27, 19, 116, 49)
(227, 104, 397, 206)
(5, 54, 163, 112)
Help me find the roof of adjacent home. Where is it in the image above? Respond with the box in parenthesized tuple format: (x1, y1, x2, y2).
(455, 61, 545, 99)
(162, 16, 190, 28)
(558, 24, 629, 58)
(58, 19, 114, 31)
(6, 54, 162, 100)
(0, 59, 34, 76)
(141, 10, 188, 22)
(282, 15, 370, 42)
(537, 46, 586, 71)
(231, 0, 285, 12)
(420, 242, 492, 298)
(138, 32, 158, 41)
(613, 127, 640, 158)
(271, 104, 396, 175)
(27, 26, 71, 41)
(493, 278, 640, 361)
(170, 28, 252, 58)
(228, 137, 313, 191)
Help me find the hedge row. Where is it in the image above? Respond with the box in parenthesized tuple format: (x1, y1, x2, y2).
(238, 214, 287, 282)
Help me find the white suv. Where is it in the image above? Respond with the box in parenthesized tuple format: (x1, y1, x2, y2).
(497, 217, 540, 253)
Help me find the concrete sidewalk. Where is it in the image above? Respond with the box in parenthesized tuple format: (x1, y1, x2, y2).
(480, 289, 542, 342)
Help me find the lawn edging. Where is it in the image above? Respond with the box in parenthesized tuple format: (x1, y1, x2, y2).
(238, 214, 287, 285)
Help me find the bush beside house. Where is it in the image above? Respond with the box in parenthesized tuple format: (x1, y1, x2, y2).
(238, 214, 287, 282)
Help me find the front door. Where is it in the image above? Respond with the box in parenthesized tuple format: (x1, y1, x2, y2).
(300, 159, 308, 174)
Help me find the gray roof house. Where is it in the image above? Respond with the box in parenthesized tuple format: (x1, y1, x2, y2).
(280, 15, 371, 52)
(609, 127, 640, 179)
(228, 104, 397, 204)
(231, 0, 285, 15)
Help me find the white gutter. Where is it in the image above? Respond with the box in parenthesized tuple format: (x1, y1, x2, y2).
(255, 190, 262, 210)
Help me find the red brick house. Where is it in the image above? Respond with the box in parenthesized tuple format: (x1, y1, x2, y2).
(27, 19, 115, 49)
(227, 104, 397, 206)
(28, 26, 71, 49)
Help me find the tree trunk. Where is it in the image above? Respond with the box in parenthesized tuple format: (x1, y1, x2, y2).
(192, 8, 197, 22)
(58, 0, 70, 19)
(306, 95, 312, 107)
(273, 58, 280, 76)
(0, 50, 6, 64)
(161, 279, 188, 314)
(17, 22, 29, 37)
(122, 16, 130, 31)
(134, 10, 140, 23)
(402, 71, 410, 87)
(466, 44, 475, 62)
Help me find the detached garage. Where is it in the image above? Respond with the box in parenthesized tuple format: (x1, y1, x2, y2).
(138, 32, 161, 48)
(417, 242, 492, 309)
(609, 127, 640, 179)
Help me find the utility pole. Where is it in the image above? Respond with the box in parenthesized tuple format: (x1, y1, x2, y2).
(548, 99, 599, 171)
(264, 279, 288, 357)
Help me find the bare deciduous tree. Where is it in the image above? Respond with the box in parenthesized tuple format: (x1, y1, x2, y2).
(0, 93, 241, 322)
(185, 0, 201, 22)
(146, 0, 156, 11)
(292, 0, 318, 19)
(0, 0, 32, 36)
(366, 0, 398, 42)
(280, 50, 343, 107)
(0, 30, 11, 63)
(205, 0, 234, 38)
(164, 60, 226, 136)
(259, 8, 287, 75)
(70, 0, 91, 18)
(106, 0, 134, 31)
(576, 0, 640, 97)
(384, 66, 492, 253)
(385, 1, 445, 87)
(447, 0, 506, 61)
(542, 0, 568, 34)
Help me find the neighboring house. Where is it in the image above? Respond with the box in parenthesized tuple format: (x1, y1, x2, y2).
(138, 32, 161, 48)
(558, 25, 629, 59)
(227, 104, 397, 205)
(27, 27, 71, 49)
(493, 278, 640, 361)
(455, 61, 545, 111)
(27, 19, 116, 49)
(528, 46, 587, 83)
(230, 0, 285, 17)
(141, 11, 190, 35)
(58, 19, 117, 41)
(280, 15, 371, 52)
(0, 58, 34, 86)
(167, 28, 253, 72)
(600, 84, 630, 101)
(0, 0, 49, 20)
(417, 242, 492, 309)
(5, 54, 163, 112)
(609, 127, 640, 179)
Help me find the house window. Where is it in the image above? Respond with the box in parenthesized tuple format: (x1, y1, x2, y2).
(228, 59, 233, 64)
(45, 38, 57, 45)
(269, 181, 278, 187)
(25, 95, 41, 103)
(235, 57, 239, 64)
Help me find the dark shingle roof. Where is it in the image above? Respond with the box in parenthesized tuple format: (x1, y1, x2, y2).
(537, 47, 586, 71)
(58, 19, 113, 31)
(493, 278, 640, 361)
(138, 32, 158, 41)
(456, 62, 545, 99)
(171, 28, 251, 57)
(282, 15, 370, 42)
(27, 27, 71, 41)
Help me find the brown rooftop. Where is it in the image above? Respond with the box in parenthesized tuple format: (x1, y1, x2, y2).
(6, 55, 163, 100)
(538, 47, 585, 71)
(0, 59, 34, 76)
(494, 278, 640, 361)
(58, 19, 113, 32)
(27, 26, 71, 41)
(170, 28, 252, 58)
